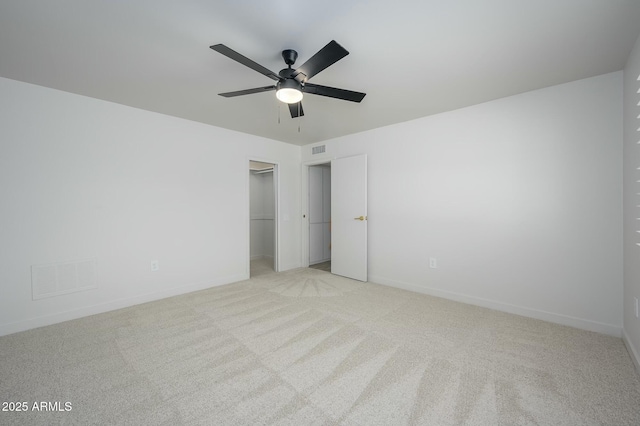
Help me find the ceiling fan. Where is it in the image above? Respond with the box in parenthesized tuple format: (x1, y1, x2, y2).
(210, 40, 366, 118)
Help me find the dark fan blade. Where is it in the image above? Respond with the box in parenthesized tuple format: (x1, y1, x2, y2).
(288, 102, 304, 118)
(210, 44, 280, 81)
(292, 40, 348, 83)
(303, 83, 366, 103)
(219, 85, 276, 98)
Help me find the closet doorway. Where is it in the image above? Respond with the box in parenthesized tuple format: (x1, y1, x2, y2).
(249, 160, 278, 277)
(308, 163, 331, 271)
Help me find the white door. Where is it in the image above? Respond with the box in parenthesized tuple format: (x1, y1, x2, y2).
(331, 154, 367, 281)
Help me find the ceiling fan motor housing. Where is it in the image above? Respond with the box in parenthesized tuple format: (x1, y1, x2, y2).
(277, 78, 302, 93)
(278, 68, 296, 79)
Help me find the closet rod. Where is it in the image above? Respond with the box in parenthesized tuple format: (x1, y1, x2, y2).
(251, 169, 274, 174)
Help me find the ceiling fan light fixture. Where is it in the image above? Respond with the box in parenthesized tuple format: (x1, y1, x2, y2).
(276, 79, 303, 104)
(276, 88, 303, 103)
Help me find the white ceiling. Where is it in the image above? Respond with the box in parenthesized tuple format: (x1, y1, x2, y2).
(1, 1, 640, 146)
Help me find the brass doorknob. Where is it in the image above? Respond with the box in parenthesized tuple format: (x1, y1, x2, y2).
(354, 216, 366, 221)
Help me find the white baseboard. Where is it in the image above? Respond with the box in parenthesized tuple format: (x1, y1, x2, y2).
(369, 274, 622, 337)
(623, 328, 640, 374)
(0, 273, 246, 337)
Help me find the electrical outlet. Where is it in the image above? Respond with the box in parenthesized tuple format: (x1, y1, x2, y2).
(429, 257, 437, 269)
(151, 260, 159, 272)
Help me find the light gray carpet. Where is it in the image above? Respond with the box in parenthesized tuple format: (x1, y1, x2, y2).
(250, 257, 274, 277)
(309, 261, 331, 273)
(1, 259, 639, 425)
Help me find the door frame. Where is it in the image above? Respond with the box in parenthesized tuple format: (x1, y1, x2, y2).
(301, 158, 332, 268)
(247, 157, 280, 277)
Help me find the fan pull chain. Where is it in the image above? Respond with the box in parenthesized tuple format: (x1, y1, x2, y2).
(278, 105, 281, 124)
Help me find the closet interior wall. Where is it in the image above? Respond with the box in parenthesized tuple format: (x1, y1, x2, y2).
(309, 165, 331, 265)
(250, 169, 275, 265)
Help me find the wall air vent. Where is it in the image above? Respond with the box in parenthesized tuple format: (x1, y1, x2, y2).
(31, 258, 98, 300)
(312, 145, 326, 155)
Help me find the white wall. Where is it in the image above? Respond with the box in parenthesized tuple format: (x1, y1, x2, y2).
(304, 72, 623, 335)
(0, 77, 301, 336)
(623, 33, 640, 370)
